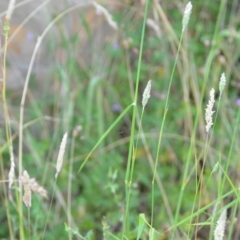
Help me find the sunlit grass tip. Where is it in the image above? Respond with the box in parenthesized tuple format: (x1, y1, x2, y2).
(142, 80, 152, 110)
(205, 88, 215, 133)
(182, 1, 192, 32)
(214, 208, 227, 240)
(55, 132, 68, 179)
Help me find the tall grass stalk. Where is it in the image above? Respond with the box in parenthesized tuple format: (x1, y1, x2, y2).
(129, 80, 151, 183)
(192, 74, 226, 238)
(221, 107, 240, 240)
(172, 1, 227, 238)
(1, 17, 17, 240)
(151, 1, 192, 228)
(127, 81, 152, 236)
(67, 131, 75, 240)
(151, 33, 182, 227)
(191, 87, 216, 238)
(15, 6, 88, 238)
(125, 32, 174, 231)
(42, 132, 67, 239)
(122, 0, 150, 237)
(67, 110, 76, 240)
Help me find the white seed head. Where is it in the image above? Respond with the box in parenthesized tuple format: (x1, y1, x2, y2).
(55, 132, 68, 179)
(182, 2, 192, 32)
(205, 88, 215, 133)
(142, 80, 152, 110)
(214, 209, 227, 240)
(219, 73, 226, 95)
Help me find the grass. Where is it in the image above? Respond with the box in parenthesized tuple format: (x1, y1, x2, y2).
(1, 0, 240, 239)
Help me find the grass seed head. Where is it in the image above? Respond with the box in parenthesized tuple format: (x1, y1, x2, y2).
(142, 80, 152, 110)
(29, 178, 48, 199)
(182, 2, 192, 32)
(20, 171, 31, 208)
(55, 132, 68, 179)
(214, 208, 227, 240)
(219, 73, 226, 95)
(205, 88, 215, 133)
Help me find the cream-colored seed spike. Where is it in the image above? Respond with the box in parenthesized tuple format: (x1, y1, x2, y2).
(219, 73, 226, 95)
(205, 88, 215, 133)
(214, 209, 227, 240)
(55, 132, 68, 179)
(142, 80, 152, 110)
(182, 1, 192, 32)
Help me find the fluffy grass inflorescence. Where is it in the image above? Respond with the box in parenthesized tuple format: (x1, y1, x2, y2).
(205, 88, 215, 133)
(142, 80, 152, 110)
(182, 1, 192, 32)
(19, 171, 31, 208)
(19, 170, 48, 207)
(219, 73, 226, 96)
(214, 209, 227, 240)
(55, 132, 68, 179)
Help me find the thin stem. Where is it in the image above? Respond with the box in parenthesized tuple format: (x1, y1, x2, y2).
(122, 0, 150, 237)
(28, 208, 31, 240)
(42, 179, 57, 240)
(67, 133, 75, 240)
(2, 18, 17, 240)
(151, 31, 184, 227)
(172, 0, 227, 238)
